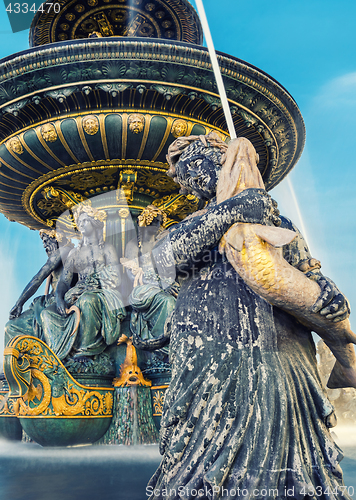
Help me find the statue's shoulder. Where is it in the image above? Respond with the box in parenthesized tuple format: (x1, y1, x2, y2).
(279, 215, 298, 232)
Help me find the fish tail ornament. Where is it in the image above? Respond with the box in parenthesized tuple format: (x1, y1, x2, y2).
(217, 137, 356, 388)
(224, 222, 356, 389)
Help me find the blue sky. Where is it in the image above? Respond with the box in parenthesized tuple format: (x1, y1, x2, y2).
(0, 0, 356, 362)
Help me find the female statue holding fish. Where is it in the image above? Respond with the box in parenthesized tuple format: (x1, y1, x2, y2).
(147, 133, 351, 500)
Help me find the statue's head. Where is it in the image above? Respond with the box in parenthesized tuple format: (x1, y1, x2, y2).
(8, 137, 23, 154)
(39, 229, 67, 255)
(166, 132, 228, 201)
(172, 119, 188, 138)
(73, 204, 106, 247)
(41, 123, 57, 142)
(128, 114, 145, 134)
(82, 115, 99, 135)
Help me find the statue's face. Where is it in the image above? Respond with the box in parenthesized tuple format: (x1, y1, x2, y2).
(175, 155, 218, 201)
(83, 116, 99, 135)
(40, 233, 58, 255)
(128, 114, 144, 134)
(9, 138, 23, 154)
(77, 213, 95, 237)
(172, 120, 187, 138)
(41, 124, 57, 142)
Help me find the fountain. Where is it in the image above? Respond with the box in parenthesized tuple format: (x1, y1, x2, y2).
(6, 0, 356, 498)
(0, 0, 306, 449)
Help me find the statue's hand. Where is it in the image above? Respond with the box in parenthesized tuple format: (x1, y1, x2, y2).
(309, 275, 350, 322)
(56, 299, 68, 317)
(9, 304, 22, 319)
(165, 282, 180, 298)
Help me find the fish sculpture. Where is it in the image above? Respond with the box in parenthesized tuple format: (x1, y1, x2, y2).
(217, 137, 356, 389)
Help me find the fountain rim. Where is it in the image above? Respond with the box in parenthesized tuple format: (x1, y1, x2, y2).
(0, 35, 306, 225)
(0, 36, 300, 106)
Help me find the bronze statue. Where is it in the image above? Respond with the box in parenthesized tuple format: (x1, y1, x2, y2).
(122, 205, 178, 361)
(147, 132, 351, 500)
(4, 229, 73, 345)
(39, 204, 126, 361)
(217, 137, 356, 389)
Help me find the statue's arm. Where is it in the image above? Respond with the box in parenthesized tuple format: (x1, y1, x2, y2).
(122, 239, 139, 284)
(55, 251, 75, 316)
(153, 188, 279, 271)
(281, 216, 350, 322)
(104, 243, 121, 285)
(9, 250, 63, 319)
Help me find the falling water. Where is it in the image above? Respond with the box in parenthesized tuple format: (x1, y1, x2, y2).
(194, 0, 236, 139)
(286, 176, 311, 249)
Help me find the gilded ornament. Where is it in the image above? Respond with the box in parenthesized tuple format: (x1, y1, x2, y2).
(128, 113, 145, 134)
(17, 369, 51, 416)
(153, 193, 200, 221)
(118, 208, 130, 218)
(51, 383, 112, 417)
(65, 12, 75, 21)
(73, 203, 107, 228)
(171, 119, 188, 138)
(38, 187, 86, 216)
(88, 0, 98, 5)
(75, 4, 85, 12)
(4, 337, 114, 419)
(82, 115, 99, 135)
(111, 9, 126, 22)
(117, 169, 137, 203)
(138, 205, 168, 227)
(66, 169, 117, 190)
(40, 123, 58, 142)
(152, 390, 165, 415)
(88, 31, 102, 37)
(138, 22, 154, 37)
(136, 170, 178, 193)
(113, 335, 151, 387)
(8, 137, 23, 154)
(39, 228, 63, 242)
(145, 3, 155, 11)
(94, 12, 114, 36)
(37, 198, 68, 216)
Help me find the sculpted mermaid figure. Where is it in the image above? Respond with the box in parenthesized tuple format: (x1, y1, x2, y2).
(147, 132, 351, 500)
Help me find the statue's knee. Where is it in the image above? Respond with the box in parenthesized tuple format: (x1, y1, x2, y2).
(79, 292, 100, 311)
(40, 309, 49, 322)
(165, 294, 176, 311)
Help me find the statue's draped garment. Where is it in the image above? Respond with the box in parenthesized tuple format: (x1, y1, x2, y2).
(9, 265, 126, 360)
(148, 210, 349, 500)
